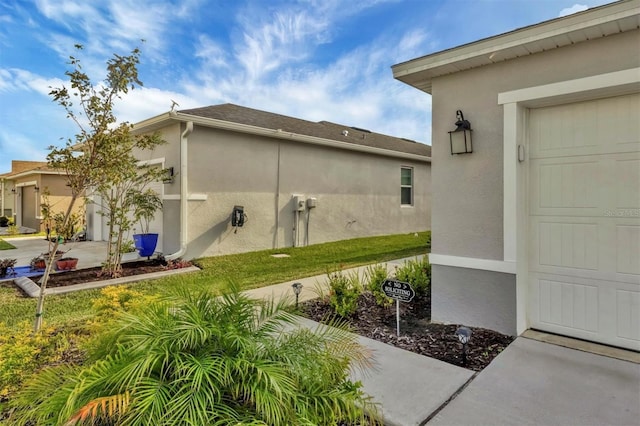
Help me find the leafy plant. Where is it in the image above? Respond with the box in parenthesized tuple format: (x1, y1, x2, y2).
(119, 239, 136, 253)
(365, 263, 392, 307)
(327, 268, 362, 318)
(0, 216, 8, 227)
(131, 188, 163, 235)
(11, 287, 378, 425)
(394, 256, 431, 296)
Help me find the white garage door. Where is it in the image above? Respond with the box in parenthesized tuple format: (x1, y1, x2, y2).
(528, 93, 640, 351)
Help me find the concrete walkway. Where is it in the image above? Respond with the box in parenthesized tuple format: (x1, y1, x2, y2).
(243, 272, 640, 426)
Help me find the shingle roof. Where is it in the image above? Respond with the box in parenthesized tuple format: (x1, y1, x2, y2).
(178, 104, 431, 157)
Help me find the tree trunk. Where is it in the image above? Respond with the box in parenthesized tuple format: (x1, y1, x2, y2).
(34, 193, 78, 332)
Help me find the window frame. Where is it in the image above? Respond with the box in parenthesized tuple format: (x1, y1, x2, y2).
(400, 166, 414, 206)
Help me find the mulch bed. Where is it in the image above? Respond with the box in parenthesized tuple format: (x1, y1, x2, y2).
(300, 292, 514, 371)
(0, 259, 192, 292)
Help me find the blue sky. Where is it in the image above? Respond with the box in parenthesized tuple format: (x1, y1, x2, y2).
(0, 0, 611, 172)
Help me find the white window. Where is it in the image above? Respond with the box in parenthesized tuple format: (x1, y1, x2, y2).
(401, 167, 413, 206)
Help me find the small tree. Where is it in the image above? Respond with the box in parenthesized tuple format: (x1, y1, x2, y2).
(95, 164, 164, 278)
(34, 45, 163, 331)
(131, 187, 163, 234)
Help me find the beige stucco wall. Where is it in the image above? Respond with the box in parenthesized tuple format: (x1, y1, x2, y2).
(10, 174, 82, 231)
(136, 123, 430, 258)
(430, 29, 640, 261)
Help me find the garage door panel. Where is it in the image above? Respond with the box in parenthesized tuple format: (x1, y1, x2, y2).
(528, 93, 639, 350)
(615, 158, 640, 209)
(531, 273, 640, 349)
(535, 221, 598, 270)
(617, 225, 640, 275)
(617, 290, 640, 341)
(530, 93, 640, 159)
(535, 276, 599, 332)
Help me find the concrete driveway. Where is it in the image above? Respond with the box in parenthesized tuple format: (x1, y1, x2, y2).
(1, 236, 130, 269)
(428, 336, 640, 426)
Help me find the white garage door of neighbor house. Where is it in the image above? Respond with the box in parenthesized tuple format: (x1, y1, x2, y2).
(528, 92, 640, 351)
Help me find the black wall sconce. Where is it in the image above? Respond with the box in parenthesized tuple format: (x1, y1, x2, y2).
(162, 167, 174, 184)
(34, 185, 40, 191)
(449, 110, 473, 155)
(11, 188, 16, 194)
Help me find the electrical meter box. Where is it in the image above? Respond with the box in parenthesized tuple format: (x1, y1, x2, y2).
(306, 197, 317, 209)
(292, 195, 306, 211)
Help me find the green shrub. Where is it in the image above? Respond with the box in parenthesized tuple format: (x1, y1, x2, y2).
(365, 264, 392, 307)
(394, 256, 431, 296)
(0, 217, 8, 227)
(0, 322, 74, 401)
(87, 286, 157, 334)
(10, 288, 378, 425)
(328, 268, 362, 317)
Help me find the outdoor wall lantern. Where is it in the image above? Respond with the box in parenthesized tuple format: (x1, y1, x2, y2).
(11, 188, 16, 194)
(291, 282, 303, 308)
(455, 326, 472, 366)
(34, 185, 40, 191)
(449, 110, 473, 155)
(162, 167, 174, 184)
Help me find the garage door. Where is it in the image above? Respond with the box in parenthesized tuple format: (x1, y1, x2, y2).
(528, 93, 640, 351)
(21, 186, 39, 230)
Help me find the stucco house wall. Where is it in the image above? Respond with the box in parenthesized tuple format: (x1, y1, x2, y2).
(181, 126, 429, 257)
(94, 106, 431, 259)
(393, 0, 640, 340)
(431, 29, 640, 262)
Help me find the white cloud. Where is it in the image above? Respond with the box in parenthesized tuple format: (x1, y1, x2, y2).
(0, 68, 63, 95)
(558, 4, 589, 17)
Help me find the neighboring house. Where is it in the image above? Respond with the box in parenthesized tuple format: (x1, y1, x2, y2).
(0, 160, 82, 232)
(87, 104, 431, 259)
(392, 0, 639, 351)
(0, 171, 16, 218)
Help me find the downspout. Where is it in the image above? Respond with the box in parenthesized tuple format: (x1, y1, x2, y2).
(0, 178, 4, 216)
(166, 120, 193, 260)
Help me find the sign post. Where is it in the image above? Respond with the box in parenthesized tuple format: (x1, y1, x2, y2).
(381, 279, 415, 337)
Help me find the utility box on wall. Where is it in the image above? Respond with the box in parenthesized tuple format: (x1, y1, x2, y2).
(292, 195, 305, 211)
(306, 197, 317, 209)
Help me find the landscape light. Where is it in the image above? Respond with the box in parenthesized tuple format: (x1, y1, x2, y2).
(455, 326, 472, 366)
(291, 282, 303, 308)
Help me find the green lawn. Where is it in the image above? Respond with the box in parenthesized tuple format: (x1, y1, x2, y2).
(0, 238, 16, 250)
(0, 231, 430, 330)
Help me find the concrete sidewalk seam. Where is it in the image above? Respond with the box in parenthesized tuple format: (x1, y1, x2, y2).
(419, 373, 477, 426)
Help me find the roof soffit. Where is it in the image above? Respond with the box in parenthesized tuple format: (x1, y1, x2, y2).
(392, 0, 640, 93)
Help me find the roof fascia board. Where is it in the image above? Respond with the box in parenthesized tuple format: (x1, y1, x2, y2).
(392, 0, 639, 86)
(8, 170, 66, 180)
(134, 112, 431, 163)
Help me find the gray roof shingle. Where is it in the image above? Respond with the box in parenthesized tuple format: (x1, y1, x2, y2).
(179, 104, 431, 157)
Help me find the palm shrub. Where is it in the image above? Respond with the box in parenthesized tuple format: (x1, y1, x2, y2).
(10, 287, 379, 425)
(364, 264, 392, 307)
(394, 256, 431, 296)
